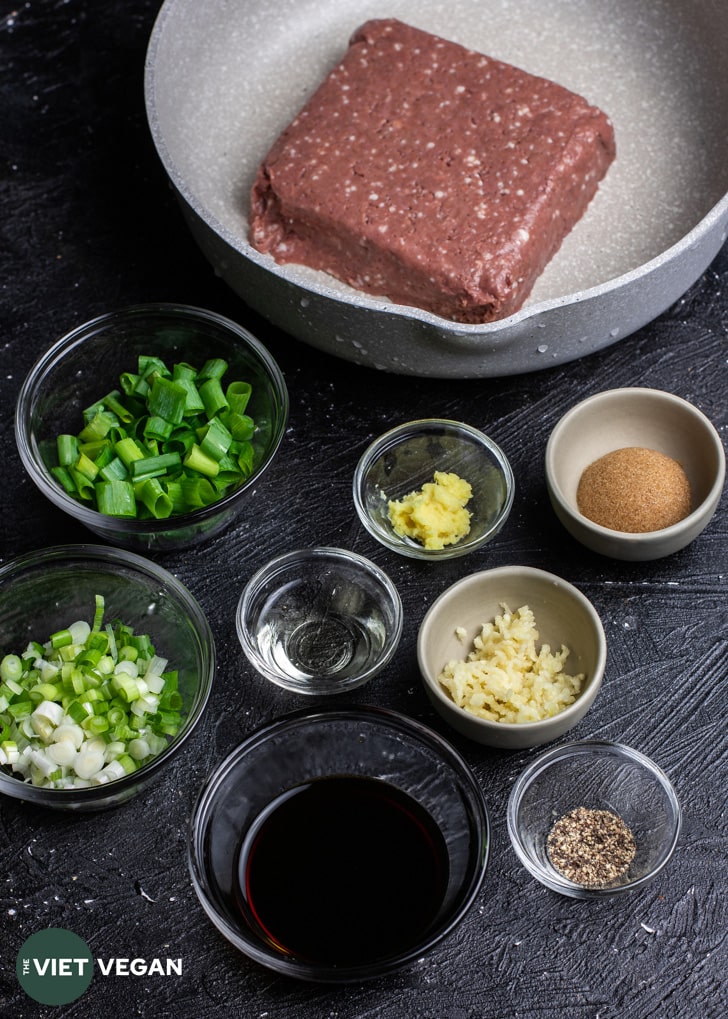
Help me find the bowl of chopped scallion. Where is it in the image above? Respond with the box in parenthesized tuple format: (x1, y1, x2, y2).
(0, 544, 215, 810)
(15, 304, 289, 551)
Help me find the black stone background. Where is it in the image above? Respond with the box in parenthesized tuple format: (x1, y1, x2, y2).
(1, 2, 726, 1017)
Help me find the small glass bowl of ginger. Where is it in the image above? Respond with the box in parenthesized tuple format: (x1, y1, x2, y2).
(353, 419, 515, 561)
(545, 387, 725, 561)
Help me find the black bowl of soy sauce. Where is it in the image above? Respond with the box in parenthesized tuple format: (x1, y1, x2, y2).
(188, 706, 489, 982)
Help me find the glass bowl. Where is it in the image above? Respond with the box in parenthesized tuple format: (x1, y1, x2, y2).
(15, 303, 289, 551)
(0, 544, 215, 810)
(235, 547, 403, 695)
(417, 566, 606, 749)
(507, 740, 681, 898)
(353, 419, 514, 560)
(188, 706, 489, 982)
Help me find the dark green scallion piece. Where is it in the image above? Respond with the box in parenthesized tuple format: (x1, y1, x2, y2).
(131, 452, 182, 482)
(47, 353, 257, 521)
(198, 357, 228, 381)
(99, 456, 129, 482)
(199, 377, 228, 419)
(226, 380, 252, 415)
(96, 480, 137, 517)
(143, 416, 175, 443)
(199, 416, 233, 462)
(57, 434, 79, 468)
(135, 478, 173, 519)
(147, 377, 187, 426)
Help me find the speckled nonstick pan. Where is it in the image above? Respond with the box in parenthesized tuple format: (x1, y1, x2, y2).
(145, 0, 728, 378)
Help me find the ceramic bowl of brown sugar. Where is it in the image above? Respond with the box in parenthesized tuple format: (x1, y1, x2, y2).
(507, 740, 682, 898)
(545, 387, 725, 561)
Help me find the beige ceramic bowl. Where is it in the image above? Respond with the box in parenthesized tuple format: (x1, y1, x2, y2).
(545, 388, 725, 561)
(417, 566, 606, 749)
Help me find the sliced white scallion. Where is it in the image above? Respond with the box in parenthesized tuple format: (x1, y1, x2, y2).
(74, 748, 106, 780)
(0, 597, 184, 789)
(53, 723, 84, 748)
(47, 741, 78, 767)
(68, 620, 91, 645)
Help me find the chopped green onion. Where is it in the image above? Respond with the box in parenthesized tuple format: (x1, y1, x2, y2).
(237, 442, 255, 477)
(79, 410, 117, 444)
(102, 390, 134, 424)
(138, 354, 170, 380)
(183, 444, 220, 478)
(69, 468, 96, 501)
(50, 466, 77, 495)
(120, 371, 142, 396)
(50, 629, 73, 650)
(96, 480, 137, 517)
(46, 354, 259, 519)
(0, 599, 184, 789)
(74, 452, 99, 482)
(92, 595, 105, 633)
(1, 655, 23, 684)
(147, 377, 187, 425)
(199, 376, 228, 419)
(173, 363, 206, 415)
(198, 357, 228, 381)
(7, 700, 33, 720)
(135, 478, 173, 519)
(115, 436, 146, 468)
(226, 380, 252, 414)
(83, 440, 110, 463)
(57, 434, 80, 467)
(98, 456, 129, 482)
(172, 362, 198, 382)
(199, 417, 233, 462)
(226, 413, 255, 442)
(179, 477, 217, 509)
(130, 452, 182, 482)
(143, 416, 174, 443)
(32, 682, 61, 702)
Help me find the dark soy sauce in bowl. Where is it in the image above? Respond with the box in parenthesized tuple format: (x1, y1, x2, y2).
(234, 774, 450, 966)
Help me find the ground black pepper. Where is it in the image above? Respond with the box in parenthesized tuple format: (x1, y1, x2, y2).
(547, 806, 637, 887)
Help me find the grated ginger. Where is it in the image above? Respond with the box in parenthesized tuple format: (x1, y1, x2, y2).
(387, 471, 472, 550)
(438, 604, 584, 724)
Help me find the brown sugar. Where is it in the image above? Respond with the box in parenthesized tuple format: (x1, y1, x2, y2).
(576, 446, 692, 533)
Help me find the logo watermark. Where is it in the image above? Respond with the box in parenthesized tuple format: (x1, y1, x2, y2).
(16, 927, 183, 1006)
(16, 929, 93, 1006)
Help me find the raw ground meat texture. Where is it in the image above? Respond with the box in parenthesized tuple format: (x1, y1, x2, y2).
(249, 18, 616, 323)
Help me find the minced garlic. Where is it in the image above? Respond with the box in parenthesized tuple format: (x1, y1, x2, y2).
(387, 471, 472, 550)
(438, 604, 584, 724)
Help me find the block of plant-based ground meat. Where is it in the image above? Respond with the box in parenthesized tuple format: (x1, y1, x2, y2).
(249, 18, 616, 324)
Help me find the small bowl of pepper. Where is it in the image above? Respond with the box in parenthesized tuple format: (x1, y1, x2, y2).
(15, 303, 289, 551)
(545, 387, 725, 561)
(507, 740, 682, 898)
(353, 419, 515, 561)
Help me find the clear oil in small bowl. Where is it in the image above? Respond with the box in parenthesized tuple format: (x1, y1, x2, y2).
(257, 581, 387, 682)
(237, 548, 403, 694)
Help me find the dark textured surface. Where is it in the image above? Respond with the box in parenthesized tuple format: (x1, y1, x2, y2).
(1, 3, 726, 1017)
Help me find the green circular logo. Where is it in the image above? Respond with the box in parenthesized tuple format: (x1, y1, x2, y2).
(16, 928, 93, 1005)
